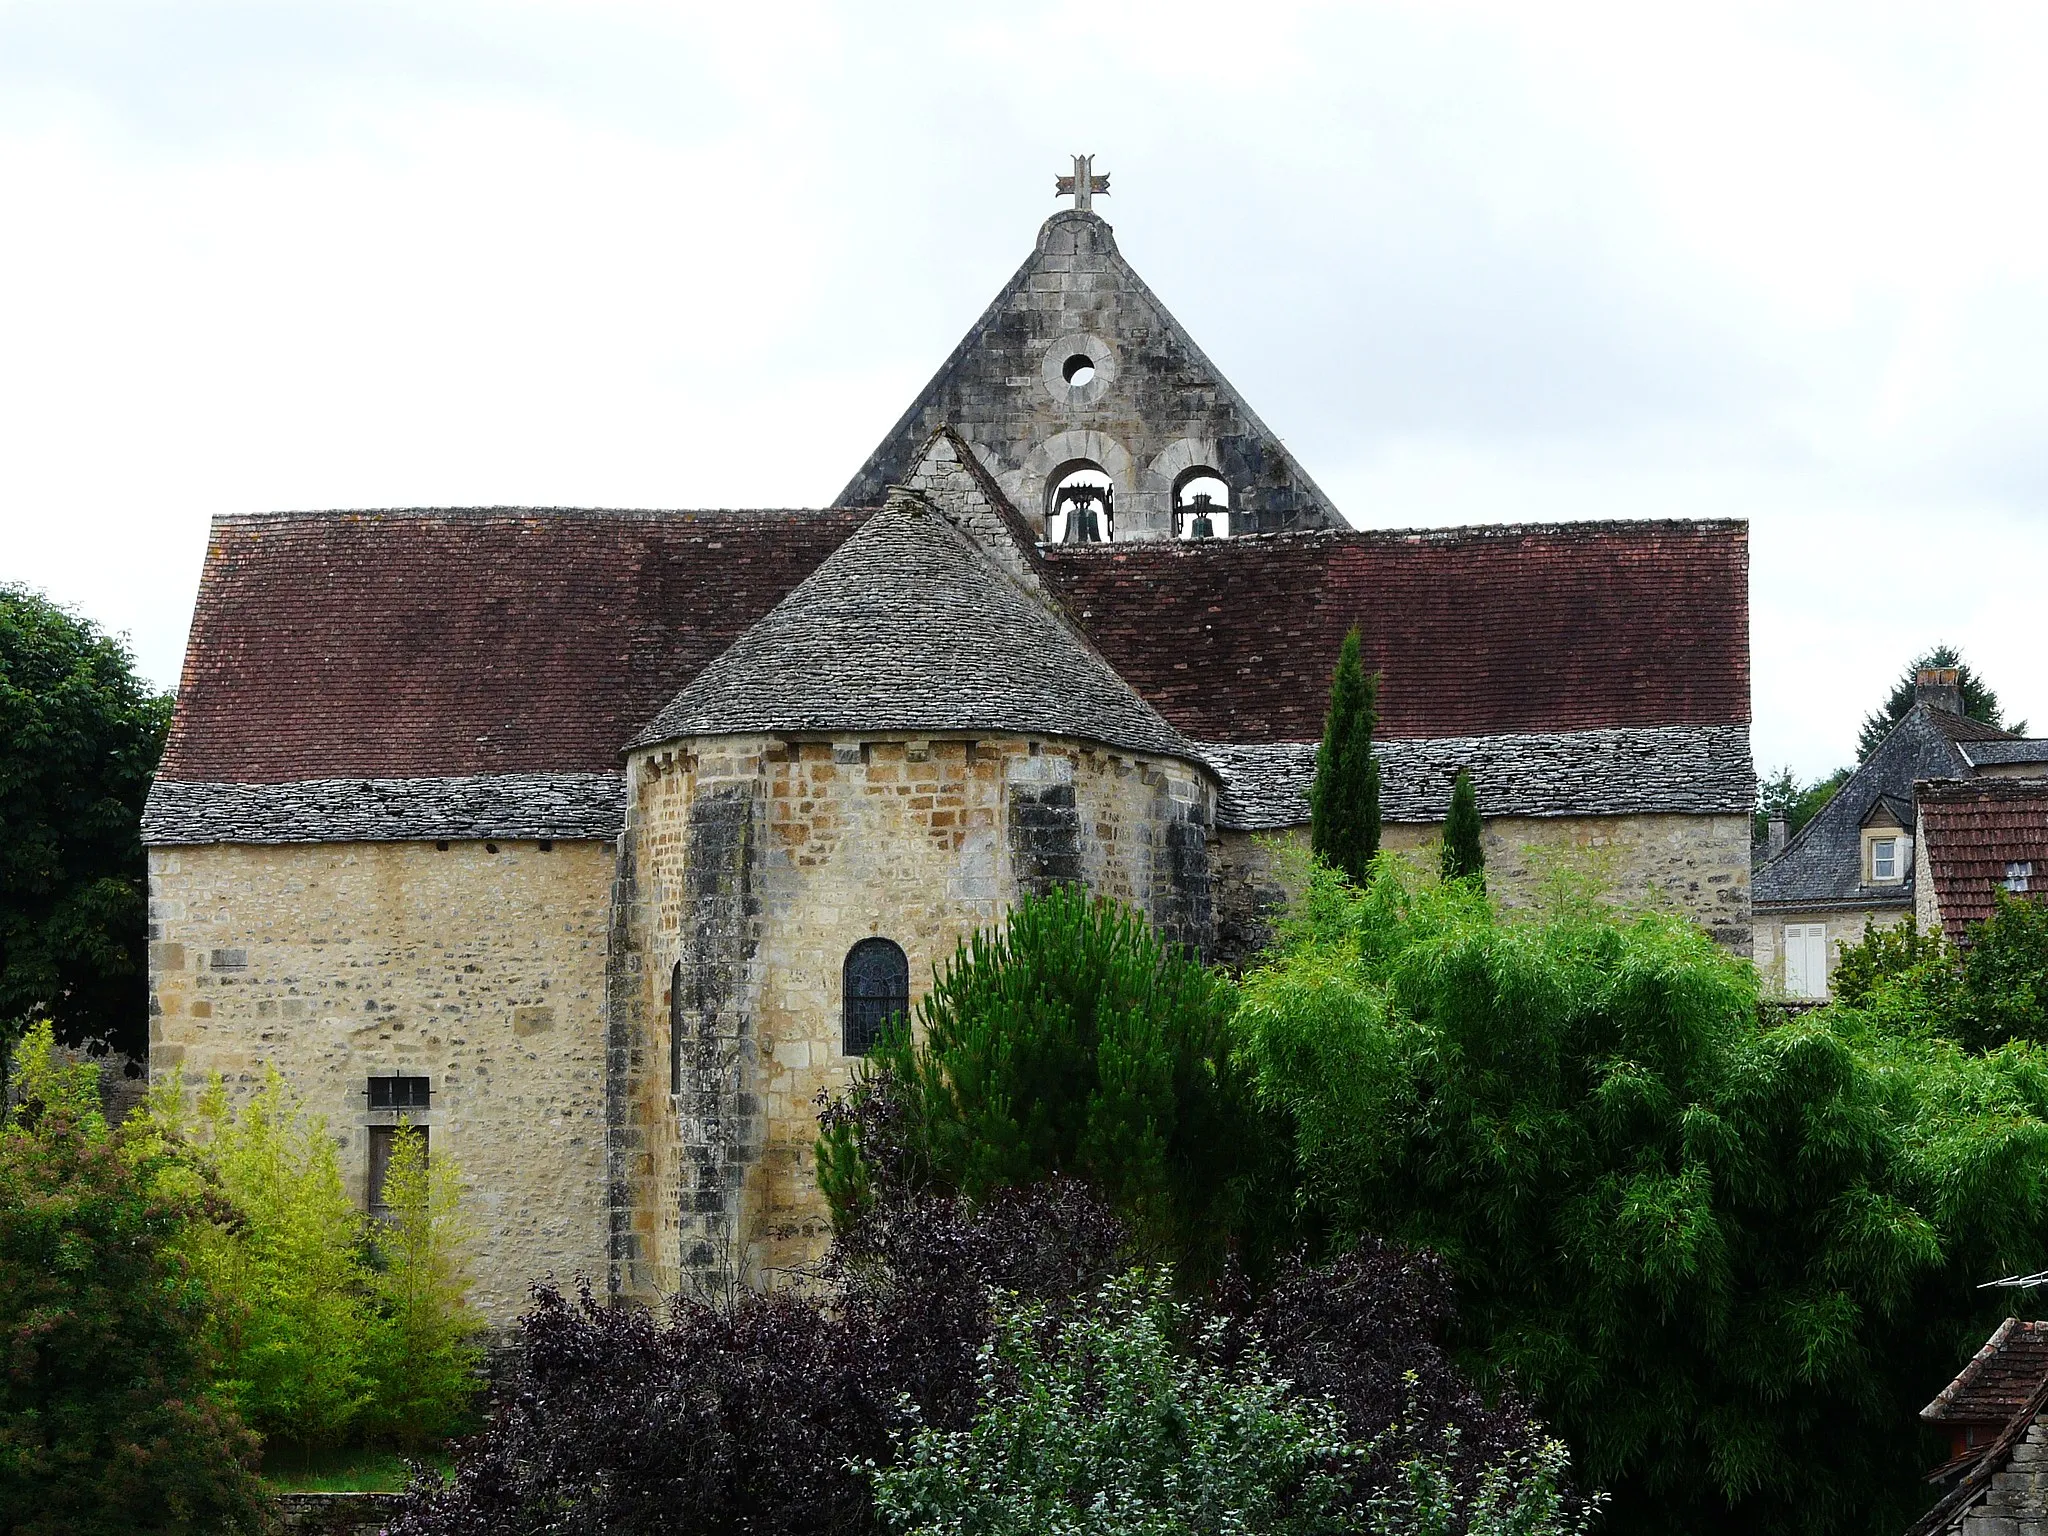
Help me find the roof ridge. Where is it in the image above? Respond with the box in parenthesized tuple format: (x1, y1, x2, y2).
(210, 506, 876, 525)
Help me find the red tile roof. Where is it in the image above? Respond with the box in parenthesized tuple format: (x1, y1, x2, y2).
(160, 508, 869, 782)
(160, 511, 1749, 783)
(1919, 778, 2048, 933)
(1040, 521, 1750, 742)
(1923, 1319, 2048, 1424)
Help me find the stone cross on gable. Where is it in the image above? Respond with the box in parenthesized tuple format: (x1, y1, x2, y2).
(1055, 154, 1110, 211)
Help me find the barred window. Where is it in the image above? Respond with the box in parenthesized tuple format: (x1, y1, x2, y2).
(367, 1074, 430, 1111)
(843, 939, 909, 1056)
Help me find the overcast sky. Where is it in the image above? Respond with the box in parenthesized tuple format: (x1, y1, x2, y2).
(4, 2, 2045, 781)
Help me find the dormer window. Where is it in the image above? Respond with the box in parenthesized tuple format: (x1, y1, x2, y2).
(1871, 837, 1899, 882)
(1859, 804, 1910, 886)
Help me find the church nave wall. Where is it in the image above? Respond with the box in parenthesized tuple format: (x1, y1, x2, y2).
(145, 839, 615, 1329)
(1213, 812, 1753, 967)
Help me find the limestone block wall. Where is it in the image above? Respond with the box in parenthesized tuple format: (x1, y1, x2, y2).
(1752, 906, 1906, 1001)
(615, 732, 1214, 1302)
(1213, 812, 1753, 969)
(146, 840, 614, 1329)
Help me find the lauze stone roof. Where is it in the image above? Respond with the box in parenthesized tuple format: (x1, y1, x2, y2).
(633, 495, 1199, 763)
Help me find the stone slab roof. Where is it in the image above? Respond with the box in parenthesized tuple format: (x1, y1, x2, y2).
(158, 507, 868, 783)
(1202, 724, 1753, 832)
(1963, 740, 2048, 769)
(1924, 1319, 2048, 1426)
(143, 773, 624, 845)
(632, 496, 1200, 764)
(1755, 707, 2002, 910)
(1919, 778, 2048, 932)
(1041, 521, 1750, 743)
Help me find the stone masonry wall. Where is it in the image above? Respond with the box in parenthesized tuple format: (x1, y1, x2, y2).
(1213, 812, 1753, 969)
(146, 840, 613, 1328)
(616, 732, 1214, 1301)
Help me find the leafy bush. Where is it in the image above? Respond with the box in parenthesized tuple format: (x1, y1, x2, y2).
(1832, 896, 2048, 1050)
(0, 1023, 270, 1535)
(817, 886, 1284, 1279)
(868, 1269, 1359, 1536)
(146, 1071, 483, 1451)
(1239, 858, 2048, 1536)
(388, 1181, 1126, 1536)
(362, 1125, 485, 1448)
(869, 1267, 1589, 1536)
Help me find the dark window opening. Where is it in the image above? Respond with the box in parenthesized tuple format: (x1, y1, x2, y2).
(538, 840, 554, 852)
(669, 959, 686, 1094)
(367, 1122, 427, 1219)
(367, 1074, 431, 1112)
(843, 938, 909, 1057)
(1062, 353, 1096, 386)
(435, 840, 450, 852)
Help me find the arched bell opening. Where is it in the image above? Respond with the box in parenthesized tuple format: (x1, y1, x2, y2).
(1046, 460, 1116, 544)
(1172, 470, 1231, 540)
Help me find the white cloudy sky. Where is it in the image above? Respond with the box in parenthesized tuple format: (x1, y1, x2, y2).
(3, 1, 2045, 781)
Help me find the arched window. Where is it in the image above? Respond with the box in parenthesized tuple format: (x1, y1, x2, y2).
(669, 960, 685, 1093)
(843, 938, 910, 1056)
(1173, 470, 1231, 539)
(1047, 461, 1115, 544)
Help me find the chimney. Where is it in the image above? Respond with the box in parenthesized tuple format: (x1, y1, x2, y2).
(1767, 814, 1788, 858)
(1917, 666, 1965, 716)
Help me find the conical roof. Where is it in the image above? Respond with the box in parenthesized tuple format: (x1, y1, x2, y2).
(630, 495, 1200, 762)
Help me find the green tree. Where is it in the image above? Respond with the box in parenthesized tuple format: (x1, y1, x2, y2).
(1857, 643, 2023, 761)
(187, 1071, 378, 1448)
(362, 1123, 484, 1448)
(0, 1024, 269, 1535)
(0, 587, 172, 1061)
(1835, 896, 2048, 1051)
(1440, 769, 1485, 890)
(867, 1268, 1589, 1536)
(1753, 764, 1852, 849)
(1310, 628, 1380, 884)
(1238, 859, 2048, 1536)
(817, 886, 1281, 1279)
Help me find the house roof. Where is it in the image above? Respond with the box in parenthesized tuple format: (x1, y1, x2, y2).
(155, 506, 1751, 794)
(1909, 1320, 2048, 1536)
(1755, 707, 2014, 910)
(1923, 1319, 2048, 1425)
(157, 507, 870, 783)
(1962, 740, 2048, 770)
(1919, 778, 2048, 932)
(1042, 520, 1750, 743)
(631, 495, 1201, 764)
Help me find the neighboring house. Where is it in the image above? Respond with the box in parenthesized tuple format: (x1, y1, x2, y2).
(1754, 669, 2048, 999)
(1910, 1317, 2048, 1536)
(1917, 777, 2048, 937)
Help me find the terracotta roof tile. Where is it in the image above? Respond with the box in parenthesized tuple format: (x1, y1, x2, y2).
(160, 508, 868, 783)
(1040, 521, 1749, 742)
(1923, 1319, 2048, 1424)
(1919, 778, 2048, 932)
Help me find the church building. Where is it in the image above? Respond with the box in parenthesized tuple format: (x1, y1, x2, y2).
(143, 169, 1755, 1323)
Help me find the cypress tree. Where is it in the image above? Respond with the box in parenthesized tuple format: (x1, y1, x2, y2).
(1309, 628, 1380, 884)
(1440, 769, 1485, 891)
